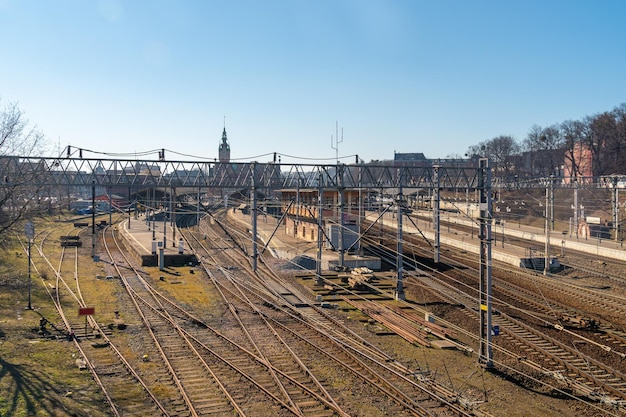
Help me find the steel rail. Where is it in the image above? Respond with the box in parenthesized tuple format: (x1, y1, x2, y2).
(181, 216, 351, 416)
(28, 221, 169, 416)
(194, 210, 479, 416)
(108, 224, 336, 416)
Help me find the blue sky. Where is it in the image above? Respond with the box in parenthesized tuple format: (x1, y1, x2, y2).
(1, 1, 625, 163)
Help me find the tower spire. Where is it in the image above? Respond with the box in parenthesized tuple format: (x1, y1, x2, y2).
(218, 119, 230, 163)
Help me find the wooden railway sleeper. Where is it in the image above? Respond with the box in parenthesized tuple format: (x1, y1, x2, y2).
(496, 315, 626, 400)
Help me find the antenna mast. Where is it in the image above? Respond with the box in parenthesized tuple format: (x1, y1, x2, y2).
(330, 121, 344, 163)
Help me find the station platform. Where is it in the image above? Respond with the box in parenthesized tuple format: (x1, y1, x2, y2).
(231, 208, 626, 273)
(375, 210, 626, 269)
(228, 209, 533, 272)
(227, 210, 381, 271)
(118, 213, 197, 267)
(119, 207, 625, 273)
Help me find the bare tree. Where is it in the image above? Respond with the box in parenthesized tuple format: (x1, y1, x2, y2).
(0, 99, 48, 240)
(520, 125, 543, 177)
(489, 135, 519, 180)
(608, 104, 626, 174)
(464, 102, 626, 183)
(583, 112, 614, 177)
(542, 125, 563, 176)
(521, 124, 562, 177)
(467, 136, 520, 182)
(560, 119, 588, 181)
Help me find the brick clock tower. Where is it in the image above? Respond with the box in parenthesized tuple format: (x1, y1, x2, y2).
(218, 127, 230, 163)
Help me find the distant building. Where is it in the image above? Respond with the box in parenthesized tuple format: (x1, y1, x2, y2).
(123, 162, 161, 177)
(218, 127, 230, 163)
(393, 152, 428, 163)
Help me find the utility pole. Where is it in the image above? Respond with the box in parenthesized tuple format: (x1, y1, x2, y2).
(395, 169, 405, 301)
(543, 181, 552, 275)
(316, 173, 324, 285)
(197, 186, 201, 227)
(251, 162, 258, 271)
(550, 175, 554, 230)
(573, 180, 578, 238)
(338, 164, 345, 268)
(171, 187, 176, 246)
(91, 180, 96, 260)
(151, 187, 155, 240)
(358, 157, 363, 254)
(108, 186, 112, 226)
(296, 179, 300, 236)
(433, 164, 441, 263)
(478, 158, 493, 369)
(163, 186, 167, 249)
(613, 177, 620, 242)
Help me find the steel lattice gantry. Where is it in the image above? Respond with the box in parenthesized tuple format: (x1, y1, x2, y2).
(0, 155, 485, 190)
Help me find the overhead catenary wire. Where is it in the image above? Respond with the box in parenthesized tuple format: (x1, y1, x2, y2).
(60, 144, 359, 163)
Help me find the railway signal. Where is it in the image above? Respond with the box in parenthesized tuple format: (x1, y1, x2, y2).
(79, 307, 95, 338)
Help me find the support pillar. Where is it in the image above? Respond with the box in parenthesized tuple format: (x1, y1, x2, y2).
(128, 186, 132, 228)
(108, 186, 112, 226)
(395, 169, 405, 301)
(613, 178, 620, 242)
(91, 180, 96, 260)
(197, 186, 201, 227)
(162, 186, 167, 249)
(316, 174, 324, 285)
(338, 164, 345, 268)
(544, 180, 550, 276)
(550, 175, 555, 231)
(478, 158, 493, 369)
(158, 246, 164, 271)
(573, 181, 578, 238)
(251, 162, 258, 272)
(171, 187, 176, 246)
(433, 164, 441, 263)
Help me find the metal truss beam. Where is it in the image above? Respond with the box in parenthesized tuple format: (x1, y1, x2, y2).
(1, 156, 485, 190)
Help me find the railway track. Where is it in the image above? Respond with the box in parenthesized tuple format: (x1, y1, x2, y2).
(387, 263, 626, 407)
(358, 217, 626, 411)
(560, 253, 626, 292)
(28, 217, 168, 416)
(180, 210, 483, 416)
(104, 224, 342, 416)
(24, 206, 626, 415)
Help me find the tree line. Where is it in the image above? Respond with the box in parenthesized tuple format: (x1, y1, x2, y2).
(0, 98, 47, 243)
(465, 103, 626, 181)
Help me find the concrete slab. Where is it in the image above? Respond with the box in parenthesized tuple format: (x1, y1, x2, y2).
(430, 339, 458, 349)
